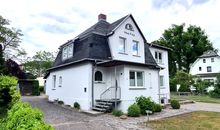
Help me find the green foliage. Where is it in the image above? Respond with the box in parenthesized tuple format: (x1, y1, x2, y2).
(6, 102, 53, 130)
(32, 80, 40, 96)
(155, 24, 214, 77)
(112, 109, 123, 117)
(73, 102, 80, 109)
(135, 96, 156, 114)
(39, 86, 44, 92)
(172, 70, 194, 92)
(154, 104, 162, 112)
(0, 76, 20, 108)
(0, 45, 7, 75)
(194, 78, 212, 94)
(24, 51, 55, 77)
(127, 103, 141, 117)
(209, 74, 220, 98)
(171, 100, 180, 109)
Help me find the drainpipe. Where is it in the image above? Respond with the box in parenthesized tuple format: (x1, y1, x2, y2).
(158, 68, 161, 104)
(114, 66, 117, 109)
(91, 60, 97, 107)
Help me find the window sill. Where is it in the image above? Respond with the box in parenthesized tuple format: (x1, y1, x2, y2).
(94, 81, 105, 84)
(129, 87, 146, 90)
(118, 52, 128, 55)
(132, 55, 141, 57)
(160, 87, 166, 89)
(52, 88, 56, 90)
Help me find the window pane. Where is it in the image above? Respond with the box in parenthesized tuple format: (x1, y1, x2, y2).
(53, 75, 56, 88)
(158, 52, 162, 63)
(132, 41, 138, 55)
(129, 71, 135, 86)
(68, 44, 73, 58)
(211, 58, 214, 62)
(119, 38, 125, 53)
(95, 71, 102, 81)
(137, 72, 143, 86)
(160, 76, 164, 86)
(155, 52, 158, 59)
(63, 47, 67, 59)
(207, 66, 212, 72)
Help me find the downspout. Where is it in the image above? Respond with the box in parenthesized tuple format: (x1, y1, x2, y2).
(91, 60, 97, 107)
(114, 66, 117, 109)
(158, 68, 161, 104)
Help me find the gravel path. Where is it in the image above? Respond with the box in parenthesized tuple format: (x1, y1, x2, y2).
(22, 95, 220, 130)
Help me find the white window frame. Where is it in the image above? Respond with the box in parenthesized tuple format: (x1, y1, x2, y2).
(118, 37, 127, 54)
(207, 66, 212, 72)
(203, 59, 206, 63)
(211, 58, 214, 62)
(132, 40, 139, 56)
(155, 51, 163, 64)
(129, 71, 144, 88)
(160, 75, 164, 87)
(62, 43, 73, 60)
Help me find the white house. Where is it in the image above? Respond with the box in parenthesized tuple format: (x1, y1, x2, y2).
(190, 50, 220, 83)
(45, 14, 170, 113)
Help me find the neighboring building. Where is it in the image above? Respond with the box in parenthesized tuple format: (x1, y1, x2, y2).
(45, 14, 170, 112)
(190, 50, 220, 83)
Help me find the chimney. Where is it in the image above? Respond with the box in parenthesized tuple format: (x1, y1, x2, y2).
(98, 14, 106, 21)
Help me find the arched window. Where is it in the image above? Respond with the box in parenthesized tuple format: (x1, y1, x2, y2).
(125, 23, 134, 31)
(95, 71, 103, 81)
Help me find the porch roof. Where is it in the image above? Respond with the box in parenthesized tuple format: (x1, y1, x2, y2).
(96, 60, 162, 69)
(194, 73, 220, 78)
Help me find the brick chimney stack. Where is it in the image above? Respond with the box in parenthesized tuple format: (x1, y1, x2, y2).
(98, 14, 106, 21)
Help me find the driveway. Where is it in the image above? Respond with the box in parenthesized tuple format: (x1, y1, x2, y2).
(22, 95, 220, 130)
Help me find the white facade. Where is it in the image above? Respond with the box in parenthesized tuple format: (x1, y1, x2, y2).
(190, 54, 220, 82)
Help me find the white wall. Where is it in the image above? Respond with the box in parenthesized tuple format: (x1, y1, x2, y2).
(108, 17, 145, 63)
(190, 57, 220, 76)
(46, 63, 92, 110)
(118, 65, 160, 113)
(149, 46, 170, 102)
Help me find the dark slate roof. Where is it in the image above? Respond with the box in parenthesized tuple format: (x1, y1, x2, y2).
(49, 14, 157, 71)
(199, 50, 219, 58)
(148, 43, 172, 51)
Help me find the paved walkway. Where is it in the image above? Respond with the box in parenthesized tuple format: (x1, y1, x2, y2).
(22, 95, 220, 130)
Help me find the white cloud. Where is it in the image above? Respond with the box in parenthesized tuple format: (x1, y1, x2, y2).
(0, 0, 220, 57)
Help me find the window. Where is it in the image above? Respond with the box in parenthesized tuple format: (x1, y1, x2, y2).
(95, 71, 103, 81)
(199, 67, 202, 71)
(203, 59, 206, 63)
(119, 37, 126, 53)
(129, 71, 144, 87)
(155, 51, 162, 64)
(211, 58, 214, 62)
(125, 23, 134, 31)
(160, 76, 164, 86)
(207, 66, 212, 72)
(59, 76, 62, 87)
(53, 75, 56, 88)
(132, 41, 139, 56)
(62, 43, 73, 60)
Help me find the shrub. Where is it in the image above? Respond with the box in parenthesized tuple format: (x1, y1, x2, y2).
(171, 100, 180, 109)
(154, 104, 162, 112)
(0, 76, 20, 108)
(135, 96, 156, 114)
(6, 102, 53, 130)
(209, 88, 220, 98)
(39, 86, 44, 93)
(112, 109, 123, 117)
(73, 102, 80, 109)
(127, 103, 141, 117)
(32, 80, 40, 96)
(58, 100, 64, 105)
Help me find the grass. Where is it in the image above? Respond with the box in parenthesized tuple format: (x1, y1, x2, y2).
(171, 92, 220, 104)
(147, 111, 220, 130)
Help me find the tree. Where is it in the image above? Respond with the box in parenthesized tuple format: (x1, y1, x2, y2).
(0, 44, 6, 74)
(155, 24, 214, 77)
(24, 51, 55, 77)
(0, 15, 26, 60)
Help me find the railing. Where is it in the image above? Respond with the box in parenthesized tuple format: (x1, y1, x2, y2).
(100, 86, 121, 100)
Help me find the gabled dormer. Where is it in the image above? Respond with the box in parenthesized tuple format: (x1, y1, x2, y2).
(108, 14, 147, 64)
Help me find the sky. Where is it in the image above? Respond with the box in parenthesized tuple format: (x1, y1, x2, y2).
(0, 0, 220, 57)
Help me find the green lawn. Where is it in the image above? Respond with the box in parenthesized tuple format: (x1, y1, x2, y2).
(147, 111, 220, 130)
(171, 93, 220, 104)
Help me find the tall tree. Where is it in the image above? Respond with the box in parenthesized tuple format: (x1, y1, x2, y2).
(0, 44, 6, 74)
(155, 24, 214, 77)
(0, 15, 26, 60)
(24, 51, 55, 77)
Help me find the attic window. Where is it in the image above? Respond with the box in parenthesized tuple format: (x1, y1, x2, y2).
(62, 43, 73, 60)
(125, 23, 134, 31)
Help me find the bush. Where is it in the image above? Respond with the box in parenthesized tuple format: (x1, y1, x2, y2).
(6, 102, 53, 130)
(73, 102, 80, 109)
(171, 100, 180, 109)
(39, 86, 44, 93)
(112, 109, 123, 117)
(135, 96, 156, 114)
(209, 88, 220, 98)
(127, 103, 141, 117)
(58, 100, 64, 105)
(154, 104, 162, 112)
(0, 76, 20, 109)
(32, 80, 40, 96)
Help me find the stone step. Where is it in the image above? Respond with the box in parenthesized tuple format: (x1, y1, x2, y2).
(92, 107, 106, 112)
(95, 104, 110, 108)
(97, 102, 113, 106)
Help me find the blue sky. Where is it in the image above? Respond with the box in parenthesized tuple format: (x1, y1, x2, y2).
(0, 0, 219, 57)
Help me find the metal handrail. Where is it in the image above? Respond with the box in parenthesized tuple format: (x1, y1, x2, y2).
(100, 86, 121, 100)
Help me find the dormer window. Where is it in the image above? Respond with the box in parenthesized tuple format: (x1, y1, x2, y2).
(62, 43, 73, 60)
(125, 23, 134, 31)
(155, 51, 162, 64)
